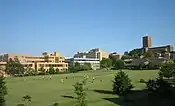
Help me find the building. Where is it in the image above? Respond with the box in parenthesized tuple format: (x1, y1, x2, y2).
(141, 35, 174, 59)
(123, 34, 174, 66)
(74, 48, 109, 61)
(0, 52, 68, 72)
(67, 58, 100, 70)
(143, 35, 152, 48)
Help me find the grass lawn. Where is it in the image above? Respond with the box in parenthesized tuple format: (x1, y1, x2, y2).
(5, 70, 158, 106)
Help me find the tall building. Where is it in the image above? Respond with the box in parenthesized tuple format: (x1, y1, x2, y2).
(74, 48, 109, 61)
(143, 35, 152, 48)
(141, 34, 174, 59)
(0, 52, 68, 72)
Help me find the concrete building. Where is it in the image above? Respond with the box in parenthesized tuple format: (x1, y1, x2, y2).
(67, 58, 100, 70)
(74, 48, 109, 61)
(142, 35, 174, 59)
(0, 52, 68, 72)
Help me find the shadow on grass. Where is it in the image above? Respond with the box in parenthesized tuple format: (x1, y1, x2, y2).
(93, 89, 115, 95)
(61, 95, 74, 99)
(94, 89, 175, 106)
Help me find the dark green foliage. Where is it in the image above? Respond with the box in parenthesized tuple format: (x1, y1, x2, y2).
(38, 66, 47, 75)
(148, 62, 160, 70)
(73, 82, 87, 106)
(143, 51, 155, 58)
(17, 95, 32, 106)
(139, 78, 145, 83)
(22, 95, 32, 102)
(38, 66, 45, 72)
(121, 55, 131, 60)
(72, 62, 81, 72)
(146, 78, 174, 99)
(113, 60, 125, 70)
(72, 62, 92, 72)
(130, 61, 160, 70)
(83, 63, 91, 70)
(52, 102, 59, 106)
(48, 66, 55, 74)
(100, 58, 113, 69)
(128, 49, 142, 59)
(0, 76, 7, 106)
(121, 51, 131, 60)
(138, 62, 146, 70)
(6, 58, 24, 75)
(112, 71, 133, 96)
(24, 67, 38, 76)
(159, 62, 175, 79)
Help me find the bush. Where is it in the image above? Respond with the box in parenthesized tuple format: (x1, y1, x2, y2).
(113, 60, 125, 70)
(52, 102, 59, 106)
(139, 78, 145, 83)
(112, 71, 133, 96)
(0, 76, 7, 106)
(160, 62, 175, 79)
(48, 66, 56, 74)
(73, 81, 87, 106)
(146, 78, 174, 99)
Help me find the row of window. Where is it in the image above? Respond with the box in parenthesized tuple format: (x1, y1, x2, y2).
(39, 64, 67, 67)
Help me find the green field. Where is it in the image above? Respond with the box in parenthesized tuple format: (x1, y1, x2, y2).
(5, 70, 158, 106)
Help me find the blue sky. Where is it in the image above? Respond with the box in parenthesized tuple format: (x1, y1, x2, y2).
(0, 0, 175, 57)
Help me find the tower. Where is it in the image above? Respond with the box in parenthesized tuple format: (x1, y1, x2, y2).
(143, 34, 152, 48)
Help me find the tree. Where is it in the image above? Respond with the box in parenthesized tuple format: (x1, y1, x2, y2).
(24, 66, 37, 76)
(148, 62, 160, 70)
(143, 51, 155, 58)
(113, 60, 125, 70)
(159, 62, 175, 79)
(6, 58, 24, 75)
(146, 78, 174, 99)
(48, 66, 55, 74)
(0, 76, 7, 106)
(100, 58, 113, 69)
(138, 62, 146, 70)
(129, 48, 142, 59)
(83, 63, 92, 70)
(124, 51, 129, 55)
(121, 55, 131, 60)
(73, 81, 87, 106)
(112, 71, 133, 96)
(38, 66, 45, 72)
(72, 62, 82, 72)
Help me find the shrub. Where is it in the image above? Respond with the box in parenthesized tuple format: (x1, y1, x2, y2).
(146, 78, 174, 99)
(0, 76, 7, 106)
(73, 81, 87, 106)
(48, 66, 56, 74)
(112, 71, 133, 96)
(160, 62, 175, 79)
(139, 78, 145, 83)
(52, 102, 59, 106)
(113, 60, 125, 70)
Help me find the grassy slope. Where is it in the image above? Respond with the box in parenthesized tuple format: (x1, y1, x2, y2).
(5, 70, 158, 106)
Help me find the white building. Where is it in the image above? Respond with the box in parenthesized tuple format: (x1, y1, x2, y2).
(68, 58, 100, 70)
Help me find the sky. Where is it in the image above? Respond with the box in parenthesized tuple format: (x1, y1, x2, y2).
(0, 0, 175, 57)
